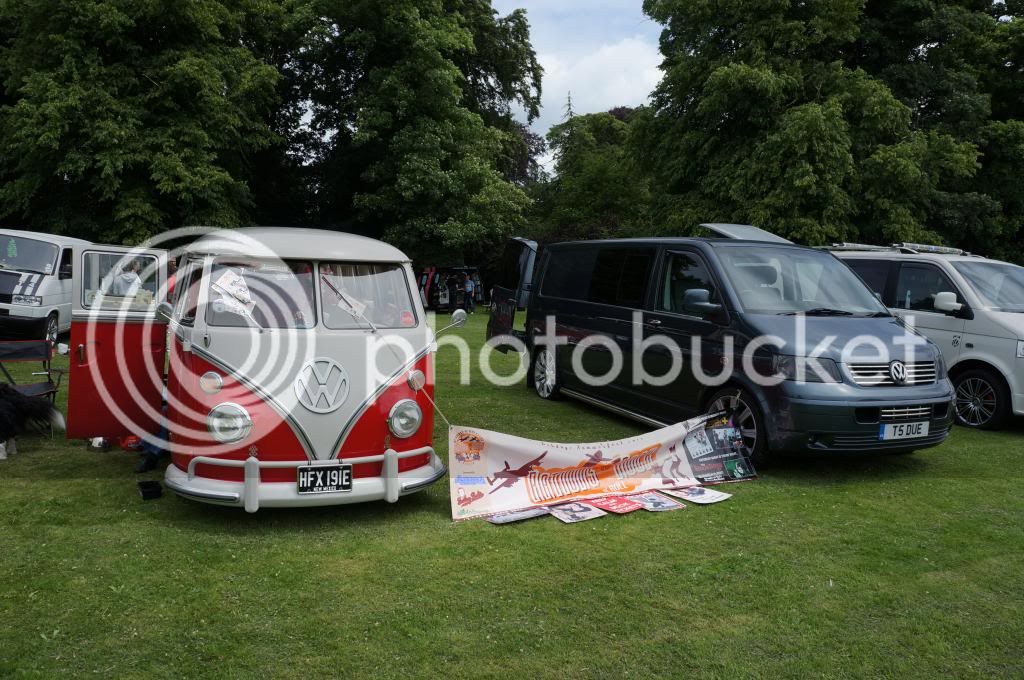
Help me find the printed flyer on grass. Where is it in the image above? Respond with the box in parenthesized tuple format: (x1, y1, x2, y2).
(448, 411, 755, 521)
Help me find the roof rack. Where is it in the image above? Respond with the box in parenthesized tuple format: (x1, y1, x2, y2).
(826, 242, 972, 256)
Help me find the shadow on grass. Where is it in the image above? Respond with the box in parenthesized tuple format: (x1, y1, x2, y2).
(758, 449, 934, 485)
(156, 470, 446, 534)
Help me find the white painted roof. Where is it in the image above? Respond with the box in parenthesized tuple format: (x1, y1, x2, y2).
(0, 228, 92, 247)
(183, 227, 411, 263)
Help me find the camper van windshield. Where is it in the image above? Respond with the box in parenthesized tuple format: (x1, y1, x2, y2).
(953, 261, 1024, 313)
(206, 259, 316, 329)
(320, 263, 417, 329)
(718, 246, 888, 315)
(0, 235, 58, 274)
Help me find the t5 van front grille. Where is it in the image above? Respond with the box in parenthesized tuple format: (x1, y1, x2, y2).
(848, 361, 937, 386)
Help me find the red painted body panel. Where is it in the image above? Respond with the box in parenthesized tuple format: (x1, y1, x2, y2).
(168, 339, 435, 484)
(66, 320, 167, 439)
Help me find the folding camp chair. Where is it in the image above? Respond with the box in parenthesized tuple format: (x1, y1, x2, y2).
(0, 340, 65, 438)
(0, 340, 64, 403)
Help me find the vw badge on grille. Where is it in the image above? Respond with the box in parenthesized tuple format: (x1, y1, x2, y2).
(295, 358, 350, 413)
(889, 360, 908, 385)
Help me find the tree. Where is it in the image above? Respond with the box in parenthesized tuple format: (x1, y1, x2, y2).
(288, 0, 542, 262)
(635, 0, 982, 247)
(0, 0, 281, 243)
(530, 110, 653, 242)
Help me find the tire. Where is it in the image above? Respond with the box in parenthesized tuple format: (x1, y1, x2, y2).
(706, 387, 768, 465)
(530, 346, 561, 400)
(43, 313, 59, 344)
(952, 368, 1011, 430)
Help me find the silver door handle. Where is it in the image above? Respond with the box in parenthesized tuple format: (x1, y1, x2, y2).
(646, 319, 662, 326)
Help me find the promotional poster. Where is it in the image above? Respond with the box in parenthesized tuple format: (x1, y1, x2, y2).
(448, 412, 755, 521)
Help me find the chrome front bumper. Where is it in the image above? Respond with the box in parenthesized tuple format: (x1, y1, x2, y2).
(164, 446, 446, 513)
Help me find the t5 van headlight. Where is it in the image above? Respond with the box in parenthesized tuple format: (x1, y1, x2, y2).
(772, 355, 841, 383)
(388, 399, 422, 438)
(207, 403, 253, 443)
(12, 295, 42, 306)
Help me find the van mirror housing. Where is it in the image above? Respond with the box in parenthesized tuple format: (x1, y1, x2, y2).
(933, 291, 962, 314)
(683, 289, 723, 318)
(59, 264, 72, 280)
(156, 301, 174, 321)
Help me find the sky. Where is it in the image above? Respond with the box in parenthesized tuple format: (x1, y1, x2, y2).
(490, 0, 663, 140)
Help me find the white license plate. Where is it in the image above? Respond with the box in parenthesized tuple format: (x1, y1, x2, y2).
(297, 464, 352, 495)
(879, 422, 930, 441)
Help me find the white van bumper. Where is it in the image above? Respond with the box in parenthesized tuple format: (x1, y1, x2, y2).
(165, 446, 446, 512)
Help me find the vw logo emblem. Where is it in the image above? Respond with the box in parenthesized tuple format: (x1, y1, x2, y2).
(294, 358, 350, 413)
(889, 360, 908, 385)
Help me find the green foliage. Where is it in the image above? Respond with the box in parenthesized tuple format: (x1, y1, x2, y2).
(529, 110, 653, 242)
(634, 0, 990, 249)
(0, 0, 281, 243)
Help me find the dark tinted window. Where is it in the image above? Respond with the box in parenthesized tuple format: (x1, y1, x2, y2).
(541, 249, 597, 300)
(845, 259, 890, 297)
(895, 263, 960, 312)
(588, 249, 653, 306)
(658, 251, 717, 313)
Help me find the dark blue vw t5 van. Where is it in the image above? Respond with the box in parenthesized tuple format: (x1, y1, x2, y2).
(488, 225, 954, 462)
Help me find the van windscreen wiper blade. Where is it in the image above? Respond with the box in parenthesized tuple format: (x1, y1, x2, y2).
(781, 308, 855, 316)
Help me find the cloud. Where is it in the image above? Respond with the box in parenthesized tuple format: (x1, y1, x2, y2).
(533, 35, 662, 135)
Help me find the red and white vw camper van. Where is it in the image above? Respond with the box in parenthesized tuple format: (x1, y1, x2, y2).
(65, 228, 458, 511)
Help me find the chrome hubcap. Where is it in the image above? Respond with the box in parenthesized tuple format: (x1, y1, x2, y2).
(710, 394, 758, 452)
(955, 378, 996, 426)
(46, 318, 58, 343)
(534, 349, 556, 398)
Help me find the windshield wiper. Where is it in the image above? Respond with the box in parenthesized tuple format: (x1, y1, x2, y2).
(780, 308, 855, 316)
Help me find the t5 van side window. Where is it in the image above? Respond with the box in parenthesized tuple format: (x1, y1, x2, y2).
(588, 248, 654, 307)
(658, 251, 717, 314)
(895, 263, 961, 312)
(540, 248, 596, 300)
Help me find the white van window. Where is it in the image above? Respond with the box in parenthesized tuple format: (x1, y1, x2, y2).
(206, 259, 315, 329)
(82, 252, 159, 312)
(953, 261, 1024, 313)
(895, 263, 961, 312)
(1, 235, 58, 274)
(319, 263, 417, 329)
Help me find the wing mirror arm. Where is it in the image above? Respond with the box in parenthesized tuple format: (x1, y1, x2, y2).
(436, 308, 468, 336)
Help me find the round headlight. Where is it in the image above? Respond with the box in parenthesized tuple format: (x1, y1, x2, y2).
(207, 403, 253, 444)
(199, 371, 223, 394)
(388, 399, 422, 438)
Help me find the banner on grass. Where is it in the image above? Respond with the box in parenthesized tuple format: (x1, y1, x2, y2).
(448, 412, 754, 521)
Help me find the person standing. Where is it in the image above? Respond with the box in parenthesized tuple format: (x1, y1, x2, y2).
(463, 273, 476, 313)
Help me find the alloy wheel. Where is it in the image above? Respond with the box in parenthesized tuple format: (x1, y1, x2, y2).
(534, 348, 557, 398)
(45, 316, 58, 344)
(955, 377, 997, 427)
(710, 393, 758, 452)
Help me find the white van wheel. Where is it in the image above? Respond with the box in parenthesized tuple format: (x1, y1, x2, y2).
(531, 347, 561, 400)
(44, 314, 59, 344)
(953, 369, 1010, 430)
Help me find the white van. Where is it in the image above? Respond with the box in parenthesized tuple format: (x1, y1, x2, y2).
(0, 229, 92, 342)
(835, 244, 1024, 430)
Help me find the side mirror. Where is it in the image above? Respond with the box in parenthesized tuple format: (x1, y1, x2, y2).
(450, 309, 468, 328)
(934, 291, 962, 314)
(59, 265, 72, 280)
(156, 301, 174, 321)
(683, 289, 723, 318)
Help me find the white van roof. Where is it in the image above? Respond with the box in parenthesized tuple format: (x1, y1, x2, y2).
(183, 227, 410, 263)
(0, 228, 92, 247)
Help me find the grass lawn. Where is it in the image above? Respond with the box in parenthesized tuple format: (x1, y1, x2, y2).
(1, 313, 1023, 677)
